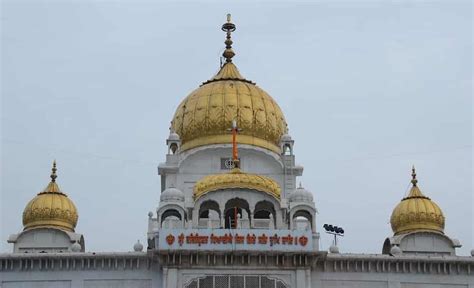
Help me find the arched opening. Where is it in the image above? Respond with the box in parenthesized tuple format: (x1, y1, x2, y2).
(161, 209, 182, 228)
(382, 238, 391, 255)
(254, 200, 276, 229)
(283, 143, 292, 155)
(224, 198, 249, 229)
(170, 143, 178, 154)
(292, 209, 313, 231)
(198, 200, 220, 228)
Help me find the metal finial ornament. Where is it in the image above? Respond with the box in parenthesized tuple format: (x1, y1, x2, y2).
(51, 160, 58, 182)
(411, 165, 417, 186)
(221, 13, 236, 63)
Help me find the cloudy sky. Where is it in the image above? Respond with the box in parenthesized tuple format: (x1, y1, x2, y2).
(1, 1, 472, 255)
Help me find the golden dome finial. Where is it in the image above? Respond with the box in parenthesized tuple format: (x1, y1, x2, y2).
(51, 160, 58, 182)
(171, 16, 288, 153)
(222, 13, 236, 63)
(22, 161, 79, 232)
(411, 165, 418, 186)
(390, 166, 445, 235)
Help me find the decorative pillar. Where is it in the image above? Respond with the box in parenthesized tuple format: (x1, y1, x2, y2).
(180, 210, 185, 228)
(220, 207, 225, 228)
(249, 210, 254, 228)
(192, 207, 199, 228)
(162, 267, 168, 288)
(289, 210, 294, 230)
(275, 209, 283, 229)
(296, 268, 306, 288)
(305, 268, 311, 288)
(167, 268, 178, 288)
(312, 214, 317, 233)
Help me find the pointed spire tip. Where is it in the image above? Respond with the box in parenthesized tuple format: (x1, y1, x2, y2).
(51, 160, 58, 182)
(221, 14, 236, 63)
(411, 165, 417, 186)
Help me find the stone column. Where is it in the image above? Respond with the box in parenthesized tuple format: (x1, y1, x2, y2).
(312, 214, 317, 233)
(220, 207, 225, 228)
(249, 210, 254, 228)
(167, 267, 178, 288)
(162, 267, 168, 288)
(275, 209, 283, 229)
(289, 210, 294, 230)
(296, 268, 306, 288)
(305, 268, 311, 288)
(192, 207, 199, 228)
(180, 210, 185, 228)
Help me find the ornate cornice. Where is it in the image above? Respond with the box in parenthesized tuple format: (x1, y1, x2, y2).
(0, 252, 150, 272)
(1, 252, 472, 276)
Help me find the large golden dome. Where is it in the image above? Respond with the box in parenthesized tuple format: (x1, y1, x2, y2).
(390, 167, 445, 235)
(22, 162, 78, 232)
(170, 16, 288, 153)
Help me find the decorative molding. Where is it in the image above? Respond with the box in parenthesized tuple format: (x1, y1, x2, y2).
(1, 251, 472, 276)
(0, 252, 150, 272)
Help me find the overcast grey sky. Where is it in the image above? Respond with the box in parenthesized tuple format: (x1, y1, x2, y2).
(1, 1, 472, 255)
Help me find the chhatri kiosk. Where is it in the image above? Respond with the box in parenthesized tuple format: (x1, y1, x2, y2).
(1, 15, 473, 288)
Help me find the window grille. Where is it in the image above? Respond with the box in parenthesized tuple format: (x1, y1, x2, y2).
(230, 276, 244, 288)
(215, 276, 229, 288)
(199, 276, 213, 288)
(185, 275, 288, 288)
(261, 276, 275, 288)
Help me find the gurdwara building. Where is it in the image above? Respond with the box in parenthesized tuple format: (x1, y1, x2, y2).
(1, 15, 473, 288)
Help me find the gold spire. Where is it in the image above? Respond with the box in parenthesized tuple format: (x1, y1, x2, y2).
(51, 160, 57, 182)
(222, 13, 236, 63)
(40, 160, 63, 194)
(170, 15, 288, 154)
(411, 165, 418, 186)
(22, 161, 79, 232)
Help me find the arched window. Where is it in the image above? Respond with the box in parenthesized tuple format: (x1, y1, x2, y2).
(224, 198, 250, 229)
(170, 143, 178, 154)
(199, 200, 220, 228)
(254, 200, 276, 229)
(161, 209, 182, 228)
(382, 238, 391, 255)
(292, 209, 313, 231)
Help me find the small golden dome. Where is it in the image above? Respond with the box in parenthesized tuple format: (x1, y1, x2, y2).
(171, 16, 288, 154)
(194, 168, 281, 200)
(390, 167, 445, 235)
(22, 161, 78, 232)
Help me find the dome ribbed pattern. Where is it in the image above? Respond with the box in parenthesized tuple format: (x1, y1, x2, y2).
(22, 163, 78, 232)
(171, 63, 288, 153)
(390, 185, 445, 235)
(22, 182, 78, 232)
